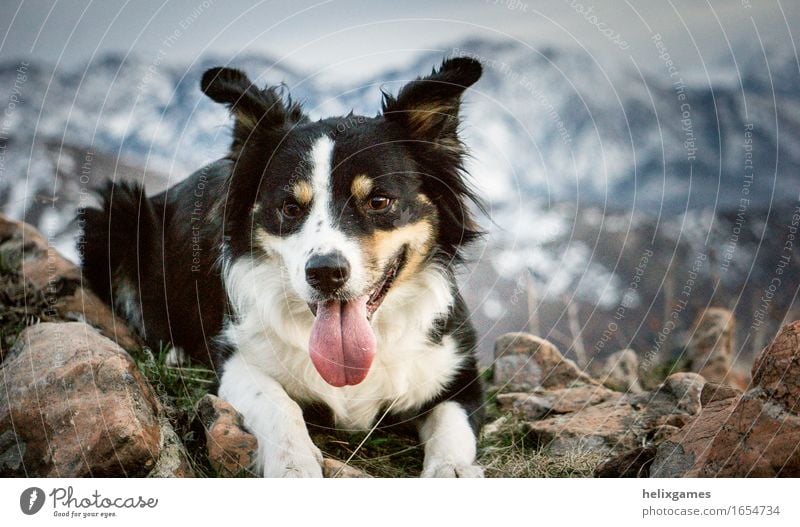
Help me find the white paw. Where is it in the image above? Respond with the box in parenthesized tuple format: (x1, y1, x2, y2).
(421, 459, 485, 478)
(261, 438, 324, 478)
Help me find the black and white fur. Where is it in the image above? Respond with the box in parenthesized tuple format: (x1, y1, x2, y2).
(79, 57, 486, 477)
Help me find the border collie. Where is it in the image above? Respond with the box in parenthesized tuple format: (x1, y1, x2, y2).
(80, 57, 485, 477)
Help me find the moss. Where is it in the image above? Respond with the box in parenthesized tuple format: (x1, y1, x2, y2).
(640, 357, 692, 390)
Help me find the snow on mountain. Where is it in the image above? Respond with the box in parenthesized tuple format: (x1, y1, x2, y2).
(1, 38, 798, 362)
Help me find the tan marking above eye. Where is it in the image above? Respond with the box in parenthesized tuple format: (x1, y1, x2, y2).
(292, 181, 313, 206)
(351, 174, 373, 201)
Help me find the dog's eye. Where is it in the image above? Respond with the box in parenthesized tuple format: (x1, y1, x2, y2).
(367, 196, 393, 212)
(281, 201, 304, 219)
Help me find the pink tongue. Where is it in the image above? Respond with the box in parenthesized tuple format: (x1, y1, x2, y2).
(309, 296, 376, 387)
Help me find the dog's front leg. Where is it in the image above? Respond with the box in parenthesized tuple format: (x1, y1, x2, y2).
(418, 401, 484, 478)
(219, 353, 323, 477)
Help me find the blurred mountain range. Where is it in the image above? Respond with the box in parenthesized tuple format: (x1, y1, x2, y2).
(1, 38, 798, 364)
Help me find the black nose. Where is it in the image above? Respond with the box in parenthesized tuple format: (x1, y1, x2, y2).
(305, 252, 350, 294)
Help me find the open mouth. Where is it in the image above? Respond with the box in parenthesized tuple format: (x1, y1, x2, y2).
(306, 246, 408, 387)
(307, 246, 407, 319)
(365, 247, 407, 318)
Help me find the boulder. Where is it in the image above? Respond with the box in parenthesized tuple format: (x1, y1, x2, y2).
(196, 394, 258, 477)
(592, 349, 643, 393)
(0, 214, 140, 353)
(493, 332, 597, 391)
(0, 322, 162, 476)
(652, 321, 800, 477)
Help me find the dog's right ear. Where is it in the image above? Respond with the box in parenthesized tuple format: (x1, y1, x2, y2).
(201, 67, 304, 151)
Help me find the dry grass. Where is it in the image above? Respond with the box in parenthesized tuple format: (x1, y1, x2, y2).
(478, 415, 605, 477)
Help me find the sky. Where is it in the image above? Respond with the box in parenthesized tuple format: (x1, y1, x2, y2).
(1, 0, 798, 83)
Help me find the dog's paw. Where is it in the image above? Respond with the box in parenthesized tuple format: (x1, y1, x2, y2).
(421, 460, 484, 478)
(261, 438, 324, 478)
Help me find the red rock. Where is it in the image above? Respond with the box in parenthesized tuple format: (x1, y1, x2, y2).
(653, 321, 800, 477)
(322, 458, 370, 478)
(493, 332, 597, 391)
(196, 394, 257, 477)
(0, 214, 140, 352)
(525, 373, 703, 456)
(0, 322, 162, 476)
(498, 385, 620, 421)
(751, 321, 800, 411)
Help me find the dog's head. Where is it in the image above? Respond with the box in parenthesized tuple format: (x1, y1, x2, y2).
(203, 58, 482, 386)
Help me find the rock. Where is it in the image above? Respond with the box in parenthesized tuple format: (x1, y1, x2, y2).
(686, 307, 746, 389)
(0, 322, 162, 476)
(498, 385, 620, 421)
(595, 444, 658, 477)
(525, 373, 703, 456)
(322, 458, 370, 478)
(148, 420, 195, 477)
(496, 393, 553, 420)
(700, 382, 742, 406)
(493, 332, 597, 391)
(0, 214, 140, 353)
(196, 394, 258, 477)
(652, 321, 800, 477)
(662, 372, 705, 415)
(751, 320, 800, 410)
(526, 399, 639, 455)
(649, 424, 682, 444)
(651, 391, 798, 477)
(592, 349, 643, 393)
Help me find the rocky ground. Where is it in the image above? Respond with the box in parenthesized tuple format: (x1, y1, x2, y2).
(1, 213, 799, 477)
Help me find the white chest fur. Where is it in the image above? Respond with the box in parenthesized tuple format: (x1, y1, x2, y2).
(222, 257, 462, 430)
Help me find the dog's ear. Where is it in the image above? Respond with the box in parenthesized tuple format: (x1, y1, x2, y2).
(201, 67, 304, 151)
(382, 57, 481, 148)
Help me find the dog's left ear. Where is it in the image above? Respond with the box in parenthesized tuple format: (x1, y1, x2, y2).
(382, 57, 482, 147)
(201, 67, 305, 155)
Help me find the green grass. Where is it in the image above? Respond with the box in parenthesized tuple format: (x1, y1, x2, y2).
(135, 345, 217, 415)
(0, 273, 52, 361)
(135, 345, 218, 476)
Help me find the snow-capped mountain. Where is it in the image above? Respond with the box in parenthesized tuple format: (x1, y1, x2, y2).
(1, 38, 797, 363)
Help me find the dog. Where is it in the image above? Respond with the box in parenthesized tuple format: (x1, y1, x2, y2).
(79, 57, 486, 477)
